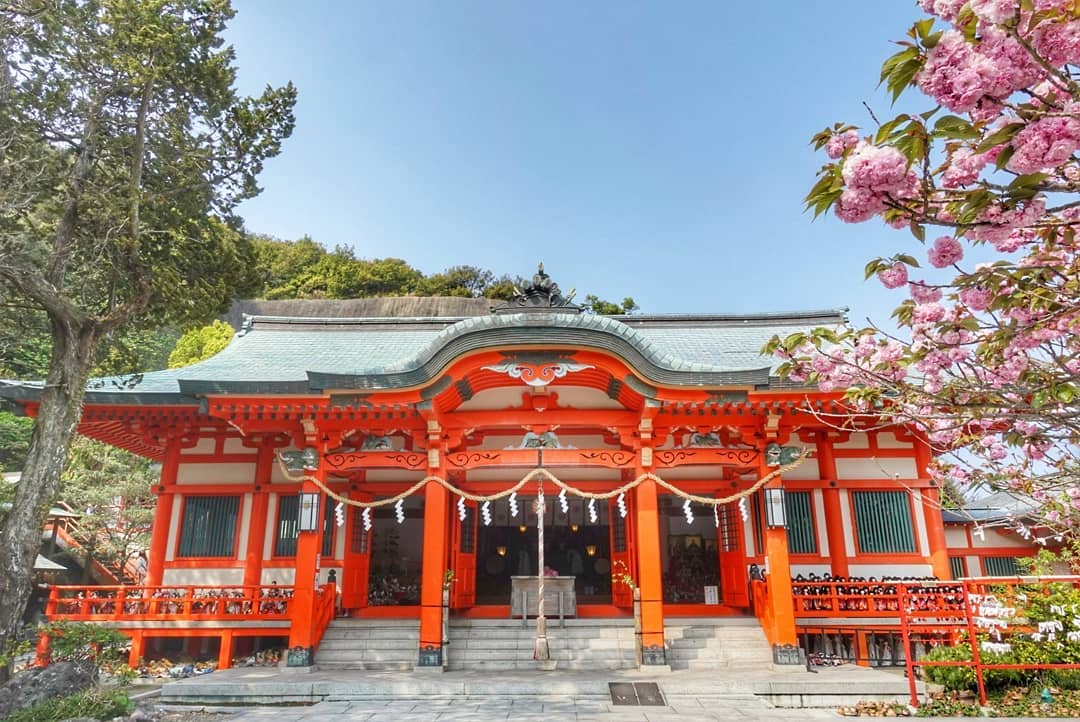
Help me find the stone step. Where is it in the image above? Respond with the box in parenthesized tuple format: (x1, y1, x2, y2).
(319, 638, 419, 651)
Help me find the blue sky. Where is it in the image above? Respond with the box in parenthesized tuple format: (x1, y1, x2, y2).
(226, 1, 928, 327)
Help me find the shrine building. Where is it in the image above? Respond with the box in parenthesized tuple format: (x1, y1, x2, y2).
(4, 266, 1001, 671)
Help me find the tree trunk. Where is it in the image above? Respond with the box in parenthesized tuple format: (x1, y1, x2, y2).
(0, 315, 96, 679)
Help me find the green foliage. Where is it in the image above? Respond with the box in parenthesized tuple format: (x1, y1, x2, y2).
(60, 437, 156, 581)
(914, 695, 982, 717)
(39, 621, 130, 667)
(922, 643, 976, 691)
(168, 320, 235, 368)
(0, 412, 32, 473)
(2, 686, 132, 722)
(0, 637, 31, 670)
(583, 295, 639, 315)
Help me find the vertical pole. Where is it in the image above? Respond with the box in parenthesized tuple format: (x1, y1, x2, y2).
(534, 482, 550, 661)
(816, 433, 850, 578)
(762, 456, 797, 647)
(146, 438, 181, 587)
(243, 441, 274, 588)
(914, 441, 951, 580)
(418, 480, 448, 667)
(286, 465, 325, 665)
(634, 470, 666, 666)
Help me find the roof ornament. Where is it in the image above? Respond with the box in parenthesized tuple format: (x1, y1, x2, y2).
(493, 263, 582, 314)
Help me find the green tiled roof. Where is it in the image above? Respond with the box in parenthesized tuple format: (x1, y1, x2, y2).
(0, 307, 846, 404)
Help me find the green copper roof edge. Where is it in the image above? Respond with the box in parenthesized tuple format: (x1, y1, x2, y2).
(308, 321, 773, 392)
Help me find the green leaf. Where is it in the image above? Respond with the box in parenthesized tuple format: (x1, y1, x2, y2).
(933, 115, 979, 140)
(976, 122, 1024, 153)
(910, 222, 926, 241)
(896, 254, 922, 268)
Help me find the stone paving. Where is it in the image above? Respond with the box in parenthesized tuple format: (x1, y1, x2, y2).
(169, 694, 848, 720)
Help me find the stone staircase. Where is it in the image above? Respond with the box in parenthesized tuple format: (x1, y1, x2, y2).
(445, 617, 637, 671)
(665, 617, 774, 671)
(315, 618, 419, 670)
(314, 615, 774, 672)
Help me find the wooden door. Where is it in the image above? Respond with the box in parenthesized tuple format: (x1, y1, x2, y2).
(451, 500, 477, 608)
(342, 502, 371, 610)
(717, 502, 749, 607)
(609, 496, 634, 607)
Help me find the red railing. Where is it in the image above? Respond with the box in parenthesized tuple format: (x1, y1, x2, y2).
(45, 584, 295, 622)
(900, 576, 1080, 707)
(312, 582, 336, 647)
(792, 580, 964, 617)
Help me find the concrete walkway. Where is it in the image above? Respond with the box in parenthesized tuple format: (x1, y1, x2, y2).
(159, 663, 919, 719)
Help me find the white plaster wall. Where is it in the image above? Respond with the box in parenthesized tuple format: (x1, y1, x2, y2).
(791, 564, 833, 578)
(812, 489, 829, 557)
(743, 511, 757, 556)
(833, 433, 870, 449)
(876, 432, 913, 450)
(162, 568, 244, 586)
(334, 520, 345, 560)
(913, 491, 930, 557)
(264, 495, 280, 560)
(973, 529, 1031, 549)
(236, 493, 252, 559)
(849, 563, 933, 577)
(222, 438, 254, 454)
(363, 470, 427, 483)
(177, 462, 255, 484)
(165, 500, 181, 562)
(945, 527, 969, 546)
(838, 491, 855, 557)
(181, 438, 217, 455)
(835, 457, 918, 480)
(263, 568, 295, 585)
(780, 457, 821, 480)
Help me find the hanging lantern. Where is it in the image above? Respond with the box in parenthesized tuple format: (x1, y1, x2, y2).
(297, 492, 320, 532)
(764, 488, 787, 528)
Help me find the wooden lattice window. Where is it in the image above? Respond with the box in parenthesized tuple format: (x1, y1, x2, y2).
(983, 556, 1021, 576)
(178, 496, 239, 558)
(852, 491, 916, 554)
(275, 495, 335, 557)
(785, 491, 817, 554)
(949, 556, 967, 579)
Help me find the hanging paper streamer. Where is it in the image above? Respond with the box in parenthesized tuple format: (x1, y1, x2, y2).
(394, 498, 405, 524)
(588, 498, 598, 523)
(973, 526, 985, 541)
(739, 497, 749, 522)
(481, 500, 492, 526)
(509, 491, 519, 518)
(362, 507, 372, 532)
(558, 488, 568, 514)
(334, 501, 345, 527)
(683, 499, 694, 525)
(617, 492, 627, 518)
(714, 503, 720, 528)
(457, 496, 467, 521)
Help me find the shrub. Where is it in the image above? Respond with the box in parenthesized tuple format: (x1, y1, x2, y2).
(39, 621, 129, 667)
(3, 687, 131, 722)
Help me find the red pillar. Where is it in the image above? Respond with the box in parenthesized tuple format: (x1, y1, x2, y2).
(634, 469, 666, 666)
(146, 439, 181, 587)
(417, 477, 449, 668)
(242, 442, 275, 588)
(915, 440, 951, 580)
(762, 457, 796, 647)
(286, 466, 326, 663)
(816, 433, 849, 578)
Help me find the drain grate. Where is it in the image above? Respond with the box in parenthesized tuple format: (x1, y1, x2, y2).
(608, 681, 666, 706)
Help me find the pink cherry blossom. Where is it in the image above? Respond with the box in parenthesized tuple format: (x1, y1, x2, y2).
(1006, 114, 1080, 174)
(825, 129, 860, 159)
(969, 0, 1019, 25)
(942, 148, 990, 188)
(909, 282, 943, 304)
(876, 262, 909, 289)
(928, 236, 964, 268)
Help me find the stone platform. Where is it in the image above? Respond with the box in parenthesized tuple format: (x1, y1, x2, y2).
(161, 663, 922, 709)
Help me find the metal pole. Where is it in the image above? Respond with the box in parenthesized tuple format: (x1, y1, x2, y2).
(534, 481, 550, 661)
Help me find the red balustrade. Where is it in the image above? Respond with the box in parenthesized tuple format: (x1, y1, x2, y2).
(45, 584, 295, 622)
